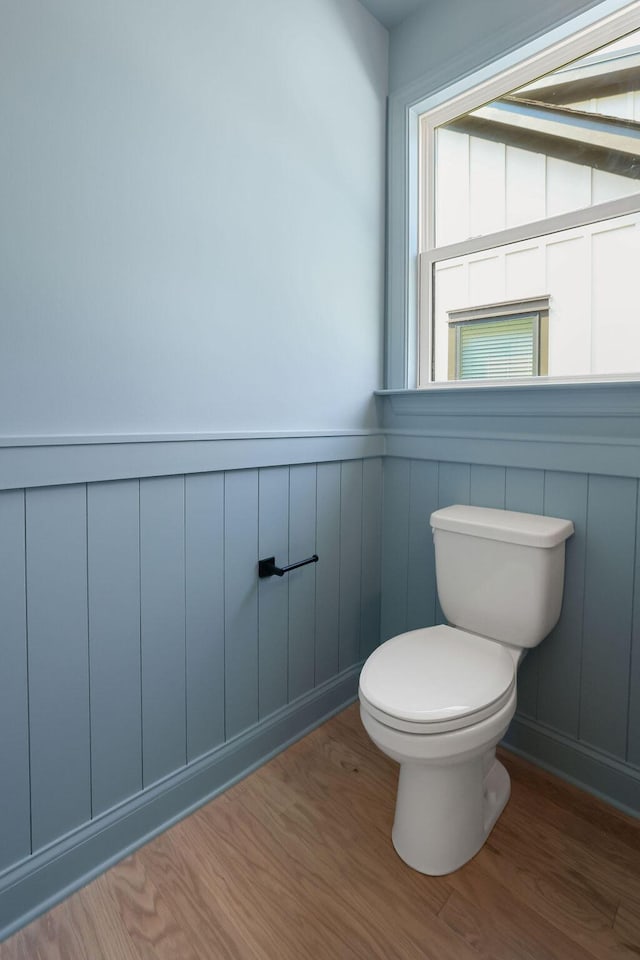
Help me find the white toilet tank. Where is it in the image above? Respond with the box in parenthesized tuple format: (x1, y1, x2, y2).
(431, 505, 574, 649)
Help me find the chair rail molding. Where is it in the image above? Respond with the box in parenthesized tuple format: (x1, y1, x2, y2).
(0, 430, 385, 491)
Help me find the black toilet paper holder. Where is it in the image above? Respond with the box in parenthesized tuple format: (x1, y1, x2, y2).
(258, 554, 319, 578)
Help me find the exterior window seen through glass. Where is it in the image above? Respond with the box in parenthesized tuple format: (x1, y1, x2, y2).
(423, 28, 640, 384)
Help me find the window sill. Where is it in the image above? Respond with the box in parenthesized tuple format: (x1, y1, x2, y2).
(376, 376, 640, 418)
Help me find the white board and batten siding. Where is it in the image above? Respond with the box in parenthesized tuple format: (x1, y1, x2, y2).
(434, 129, 640, 382)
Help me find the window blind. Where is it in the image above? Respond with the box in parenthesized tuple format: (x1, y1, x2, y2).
(457, 315, 537, 380)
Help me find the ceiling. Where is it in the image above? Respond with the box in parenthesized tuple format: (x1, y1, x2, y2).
(358, 0, 430, 29)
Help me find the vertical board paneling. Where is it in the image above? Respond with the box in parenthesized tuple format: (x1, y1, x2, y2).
(224, 470, 259, 739)
(88, 481, 142, 815)
(469, 464, 506, 508)
(581, 475, 636, 758)
(140, 476, 186, 786)
(381, 459, 411, 641)
(505, 467, 545, 719)
(339, 461, 363, 670)
(438, 462, 471, 508)
(628, 484, 640, 767)
(185, 473, 225, 761)
(407, 461, 439, 631)
(315, 463, 341, 685)
(536, 471, 588, 737)
(360, 458, 383, 659)
(26, 485, 90, 851)
(505, 468, 544, 514)
(288, 465, 317, 700)
(8, 446, 640, 921)
(258, 467, 289, 719)
(0, 490, 30, 870)
(436, 462, 471, 623)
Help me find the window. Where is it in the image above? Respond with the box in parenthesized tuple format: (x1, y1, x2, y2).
(447, 298, 549, 381)
(416, 7, 640, 387)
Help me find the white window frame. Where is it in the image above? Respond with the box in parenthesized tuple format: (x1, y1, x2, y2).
(385, 0, 640, 391)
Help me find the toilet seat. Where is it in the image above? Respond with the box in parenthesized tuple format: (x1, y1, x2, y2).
(359, 624, 516, 735)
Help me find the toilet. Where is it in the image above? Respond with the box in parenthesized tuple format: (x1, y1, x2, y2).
(359, 504, 574, 876)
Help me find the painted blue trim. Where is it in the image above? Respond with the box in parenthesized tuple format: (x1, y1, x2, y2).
(503, 715, 640, 817)
(377, 379, 640, 416)
(379, 380, 640, 476)
(390, 0, 632, 107)
(0, 433, 385, 491)
(8, 406, 640, 487)
(0, 664, 361, 943)
(386, 85, 415, 389)
(0, 430, 386, 447)
(385, 432, 640, 478)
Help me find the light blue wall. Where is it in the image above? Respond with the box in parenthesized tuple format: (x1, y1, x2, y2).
(389, 0, 604, 92)
(0, 0, 387, 436)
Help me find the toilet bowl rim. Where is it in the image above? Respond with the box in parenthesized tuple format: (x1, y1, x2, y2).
(358, 683, 515, 734)
(359, 685, 517, 763)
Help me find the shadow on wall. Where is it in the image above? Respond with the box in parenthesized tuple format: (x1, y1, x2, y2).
(330, 0, 389, 95)
(389, 0, 607, 93)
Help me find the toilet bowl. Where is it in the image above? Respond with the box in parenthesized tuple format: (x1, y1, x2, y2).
(359, 505, 574, 876)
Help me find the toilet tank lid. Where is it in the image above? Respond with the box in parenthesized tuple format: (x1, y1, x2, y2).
(430, 505, 574, 548)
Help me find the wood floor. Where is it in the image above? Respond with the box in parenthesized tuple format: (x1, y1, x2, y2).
(2, 704, 640, 959)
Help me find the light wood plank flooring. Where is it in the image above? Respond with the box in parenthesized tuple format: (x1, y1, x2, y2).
(2, 704, 640, 959)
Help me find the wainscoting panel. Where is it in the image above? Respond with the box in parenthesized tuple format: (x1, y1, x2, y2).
(185, 472, 225, 762)
(140, 476, 187, 787)
(6, 427, 640, 937)
(26, 485, 91, 853)
(0, 490, 30, 873)
(381, 452, 640, 815)
(580, 475, 636, 758)
(224, 469, 260, 741)
(438, 461, 471, 508)
(380, 457, 411, 642)
(87, 479, 142, 816)
(407, 460, 438, 632)
(469, 464, 506, 508)
(630, 498, 640, 769)
(258, 466, 290, 719)
(339, 460, 364, 672)
(0, 453, 382, 940)
(504, 467, 544, 514)
(360, 458, 383, 661)
(315, 462, 342, 684)
(288, 464, 318, 701)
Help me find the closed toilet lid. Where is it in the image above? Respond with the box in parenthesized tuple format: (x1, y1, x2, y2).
(359, 625, 515, 726)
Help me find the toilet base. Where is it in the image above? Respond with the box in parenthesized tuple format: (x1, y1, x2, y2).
(391, 754, 510, 876)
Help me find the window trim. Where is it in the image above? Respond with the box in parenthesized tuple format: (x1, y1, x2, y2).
(385, 0, 640, 392)
(446, 298, 550, 381)
(419, 195, 640, 386)
(419, 2, 640, 254)
(419, 3, 640, 387)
